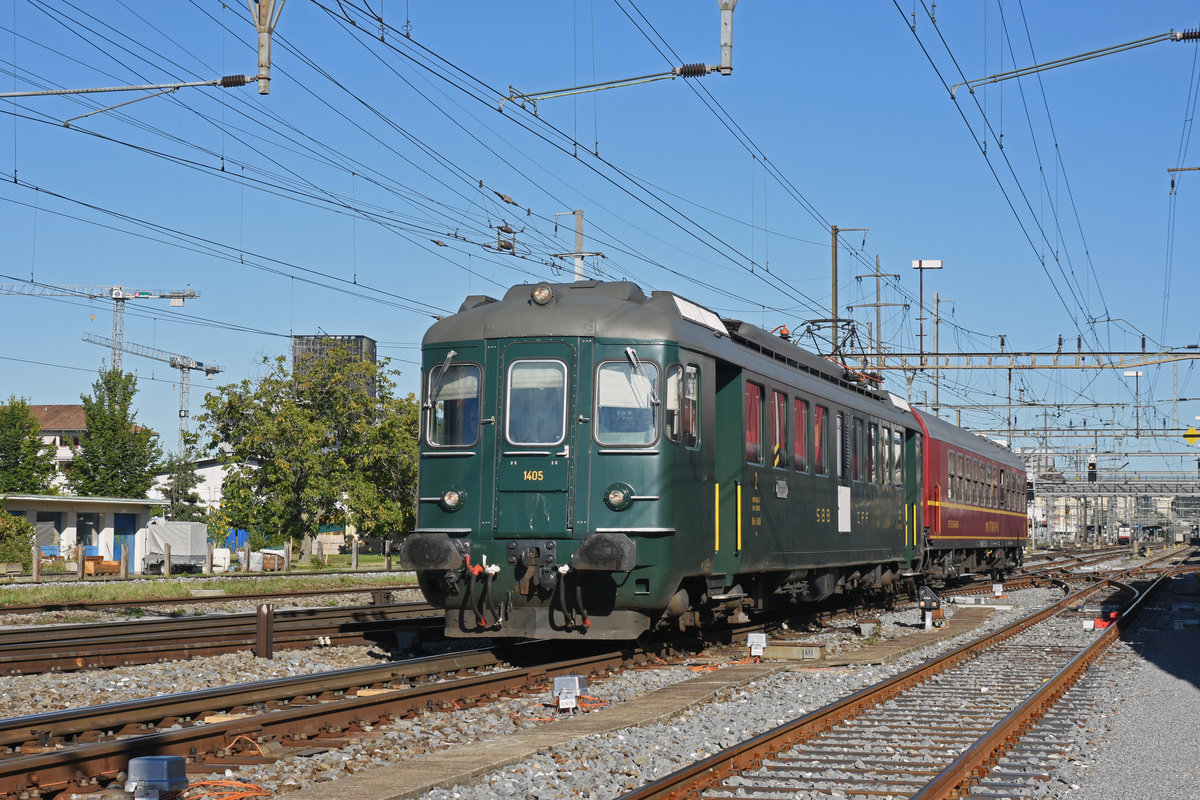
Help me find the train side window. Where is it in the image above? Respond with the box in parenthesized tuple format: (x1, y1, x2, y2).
(947, 450, 955, 501)
(507, 360, 568, 446)
(665, 364, 699, 448)
(840, 414, 849, 479)
(427, 362, 481, 447)
(771, 390, 788, 469)
(745, 382, 764, 464)
(814, 405, 829, 476)
(999, 468, 1006, 509)
(793, 399, 809, 473)
(851, 418, 864, 481)
(973, 459, 980, 505)
(595, 360, 659, 446)
(881, 426, 891, 484)
(867, 423, 878, 484)
(891, 429, 903, 486)
(957, 453, 965, 502)
(682, 366, 699, 448)
(665, 365, 682, 443)
(989, 465, 996, 507)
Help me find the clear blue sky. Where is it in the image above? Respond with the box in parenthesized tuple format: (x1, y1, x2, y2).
(2, 1, 1198, 475)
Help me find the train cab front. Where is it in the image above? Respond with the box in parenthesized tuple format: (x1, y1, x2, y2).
(401, 300, 662, 640)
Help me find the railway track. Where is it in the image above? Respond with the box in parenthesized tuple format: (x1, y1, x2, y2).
(0, 584, 414, 615)
(616, 568, 1175, 800)
(0, 601, 438, 674)
(0, 641, 662, 798)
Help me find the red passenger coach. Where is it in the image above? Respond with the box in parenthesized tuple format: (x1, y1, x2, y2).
(911, 408, 1027, 581)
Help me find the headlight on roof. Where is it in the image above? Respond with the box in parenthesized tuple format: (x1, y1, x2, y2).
(531, 283, 554, 305)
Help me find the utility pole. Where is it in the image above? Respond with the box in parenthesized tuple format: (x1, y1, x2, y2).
(850, 256, 901, 372)
(1125, 370, 1144, 437)
(82, 334, 221, 455)
(831, 224, 868, 356)
(0, 283, 198, 371)
(552, 210, 603, 281)
(932, 293, 953, 416)
(912, 259, 943, 361)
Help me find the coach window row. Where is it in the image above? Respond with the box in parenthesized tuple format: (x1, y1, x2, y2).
(744, 382, 903, 487)
(946, 451, 1022, 511)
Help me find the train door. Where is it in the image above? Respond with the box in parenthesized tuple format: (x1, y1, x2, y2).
(572, 338, 594, 535)
(904, 427, 923, 564)
(494, 340, 579, 539)
(712, 362, 743, 578)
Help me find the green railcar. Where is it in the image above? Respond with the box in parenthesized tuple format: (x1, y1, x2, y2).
(401, 280, 925, 640)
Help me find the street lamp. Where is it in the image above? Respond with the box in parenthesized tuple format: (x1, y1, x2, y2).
(912, 260, 943, 359)
(1124, 370, 1144, 436)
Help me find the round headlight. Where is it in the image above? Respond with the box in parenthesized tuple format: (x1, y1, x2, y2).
(604, 482, 634, 511)
(440, 489, 464, 511)
(531, 283, 554, 305)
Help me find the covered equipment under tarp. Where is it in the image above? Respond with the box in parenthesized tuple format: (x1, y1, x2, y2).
(143, 520, 209, 574)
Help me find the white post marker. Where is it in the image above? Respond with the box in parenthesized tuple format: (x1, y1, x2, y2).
(553, 675, 587, 712)
(747, 633, 767, 660)
(992, 582, 1004, 597)
(557, 690, 578, 711)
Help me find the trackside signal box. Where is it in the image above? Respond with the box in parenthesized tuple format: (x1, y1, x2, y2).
(918, 585, 941, 611)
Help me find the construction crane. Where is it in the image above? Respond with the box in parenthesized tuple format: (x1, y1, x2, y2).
(0, 283, 199, 370)
(82, 333, 221, 455)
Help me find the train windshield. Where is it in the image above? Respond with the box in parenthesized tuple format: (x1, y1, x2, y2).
(596, 360, 659, 445)
(506, 359, 568, 445)
(427, 363, 481, 446)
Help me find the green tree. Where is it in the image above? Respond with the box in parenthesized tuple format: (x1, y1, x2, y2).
(0, 396, 57, 493)
(69, 368, 163, 498)
(198, 345, 418, 545)
(0, 512, 36, 569)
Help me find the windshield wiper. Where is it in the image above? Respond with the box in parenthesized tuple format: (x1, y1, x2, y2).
(624, 346, 659, 407)
(425, 349, 458, 408)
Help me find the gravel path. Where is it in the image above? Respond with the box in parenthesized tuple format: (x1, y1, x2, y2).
(1048, 572, 1200, 799)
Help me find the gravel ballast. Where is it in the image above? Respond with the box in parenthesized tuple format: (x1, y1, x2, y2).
(21, 579, 1188, 799)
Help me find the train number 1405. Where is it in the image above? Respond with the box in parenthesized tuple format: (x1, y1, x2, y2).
(523, 470, 544, 481)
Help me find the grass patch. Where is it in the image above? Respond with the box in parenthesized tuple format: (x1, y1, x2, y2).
(0, 571, 418, 608)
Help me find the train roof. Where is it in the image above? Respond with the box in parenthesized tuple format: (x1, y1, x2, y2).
(427, 280, 890, 400)
(912, 407, 1024, 471)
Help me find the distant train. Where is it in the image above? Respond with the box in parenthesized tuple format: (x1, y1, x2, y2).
(400, 280, 1027, 640)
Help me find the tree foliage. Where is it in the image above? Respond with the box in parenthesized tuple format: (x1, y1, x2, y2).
(0, 513, 36, 569)
(69, 369, 163, 498)
(199, 346, 418, 544)
(0, 396, 57, 494)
